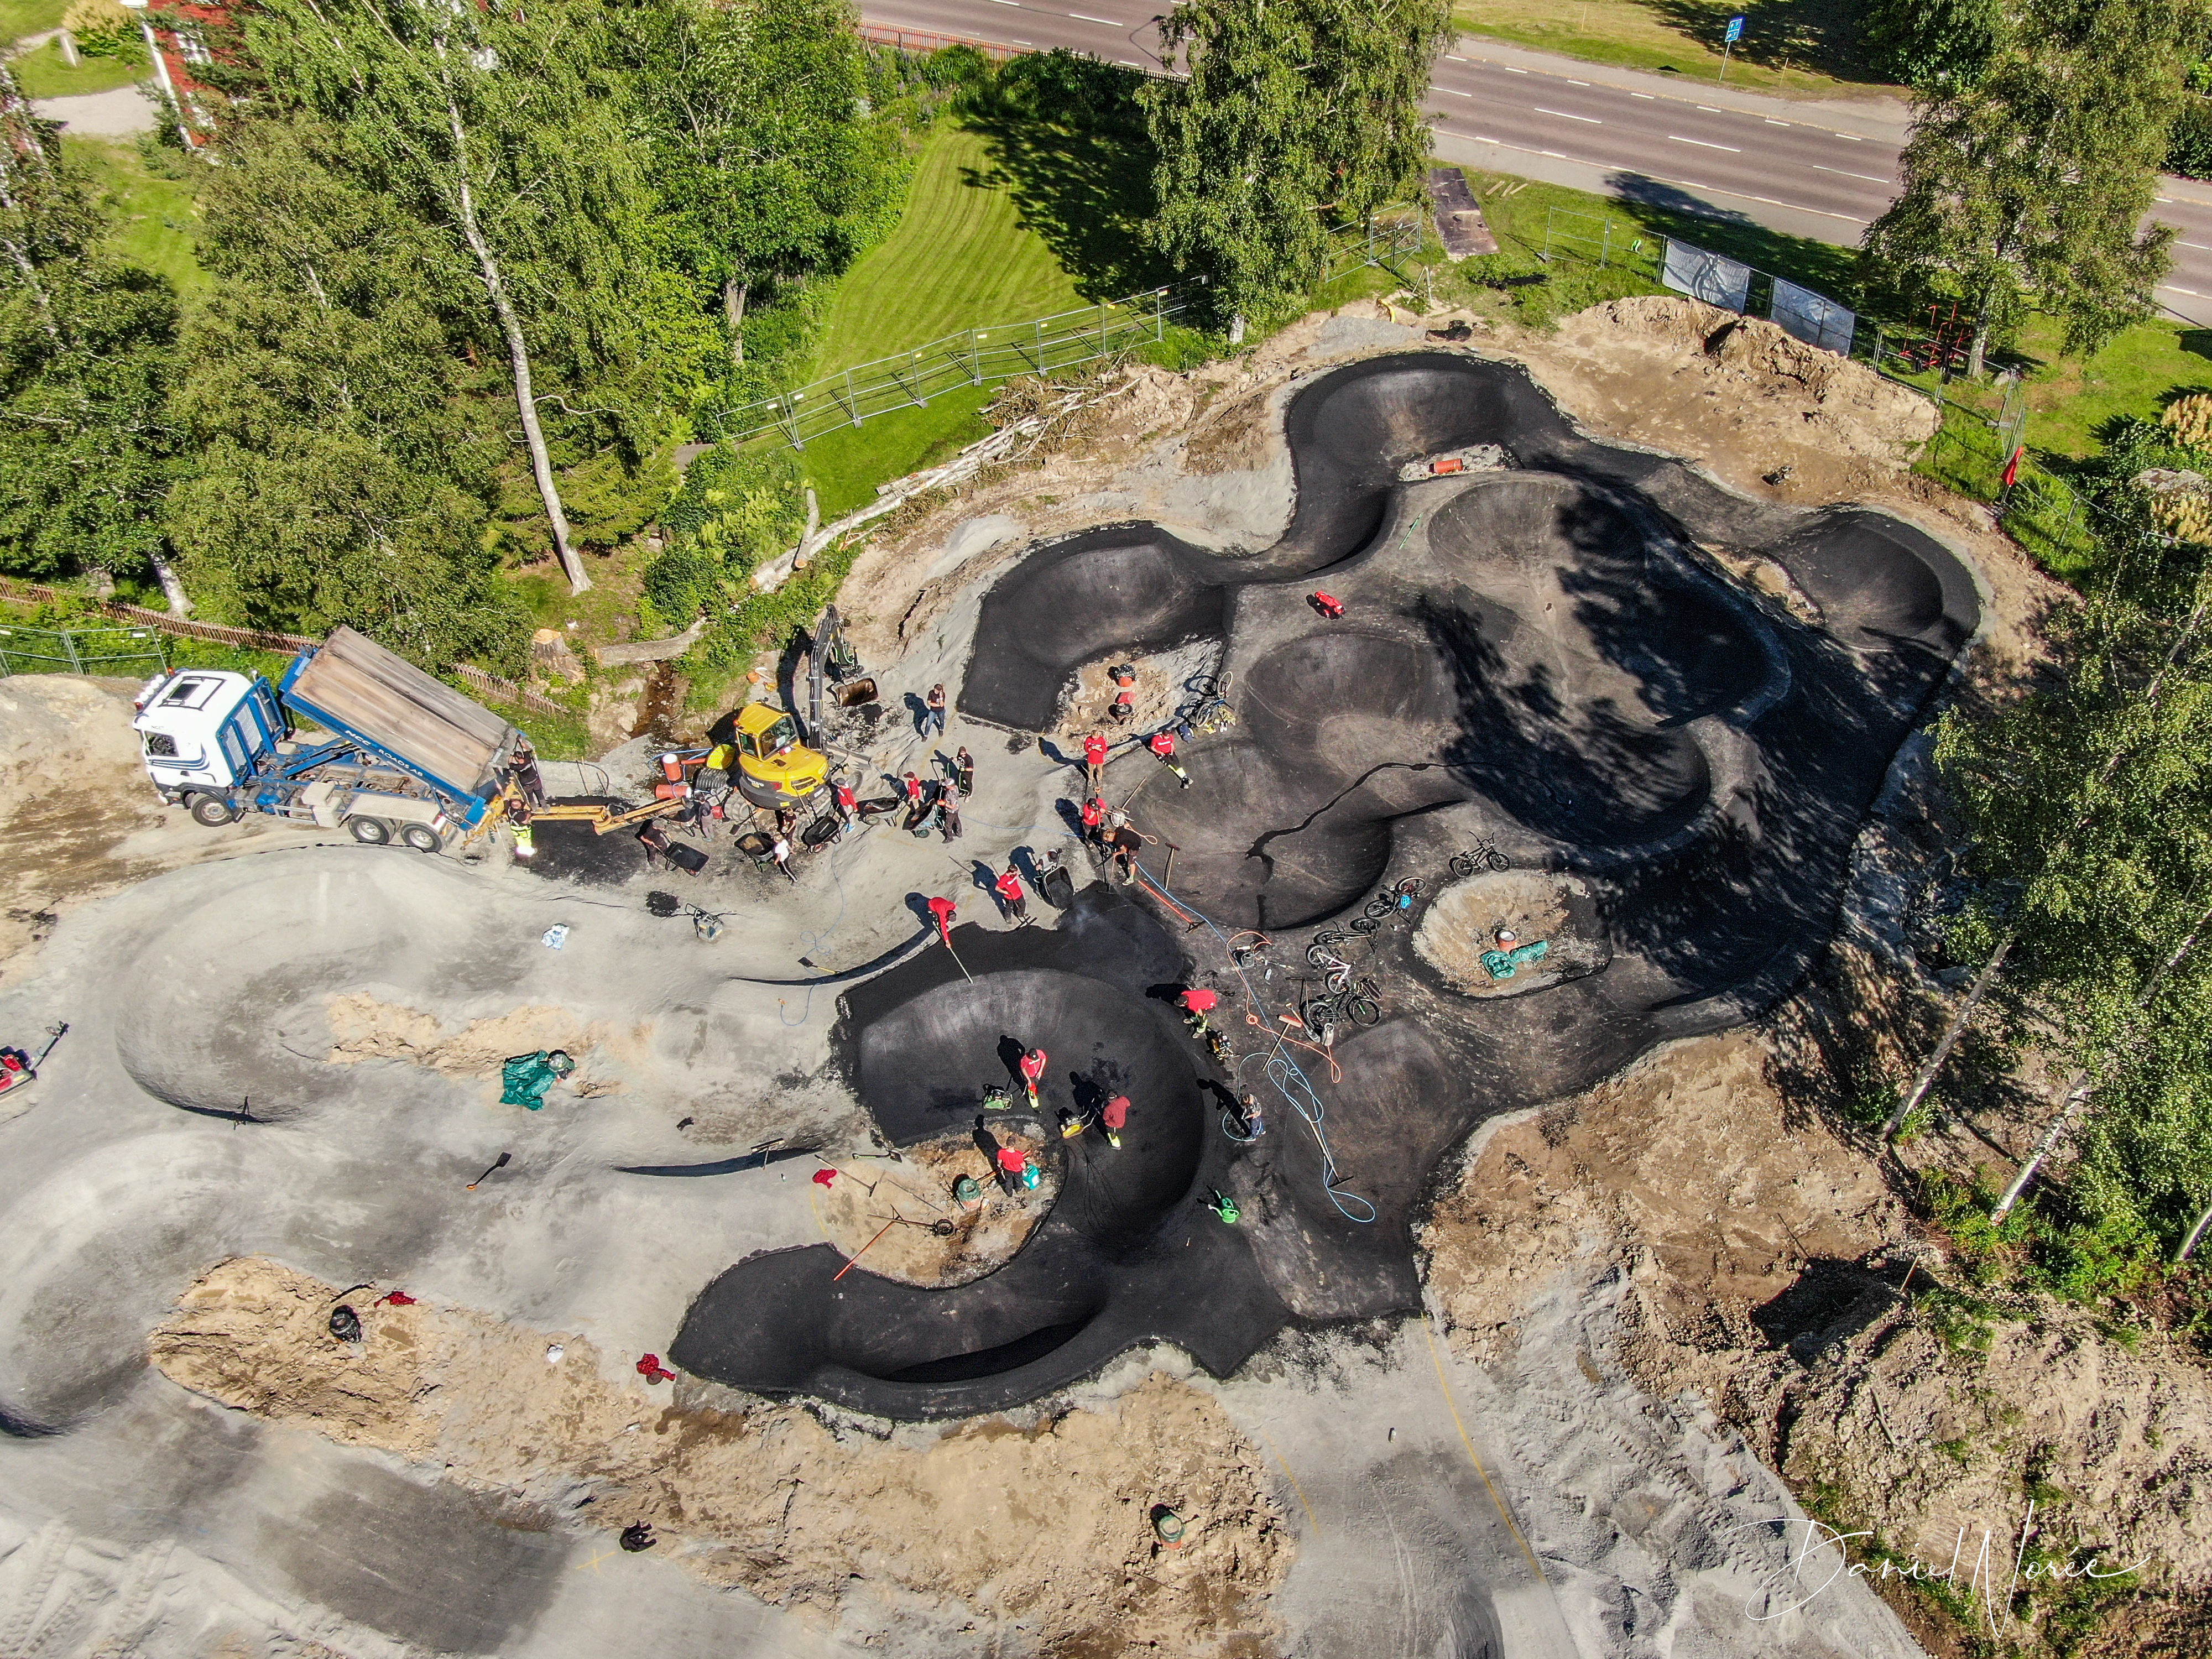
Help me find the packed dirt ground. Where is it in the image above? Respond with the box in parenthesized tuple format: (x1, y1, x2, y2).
(0, 294, 2138, 1659)
(152, 1257, 1289, 1655)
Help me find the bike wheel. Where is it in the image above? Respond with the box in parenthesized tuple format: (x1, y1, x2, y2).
(1349, 915, 1380, 934)
(1448, 853, 1474, 878)
(1344, 994, 1381, 1027)
(1485, 849, 1511, 871)
(1308, 942, 1350, 968)
(1313, 928, 1347, 948)
(1395, 877, 1423, 900)
(1363, 897, 1392, 920)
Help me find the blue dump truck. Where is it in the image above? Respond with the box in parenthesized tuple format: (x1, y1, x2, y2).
(131, 625, 528, 855)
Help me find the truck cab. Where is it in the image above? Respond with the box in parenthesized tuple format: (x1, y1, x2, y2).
(133, 669, 285, 797)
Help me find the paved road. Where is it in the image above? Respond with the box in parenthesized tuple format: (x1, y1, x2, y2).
(862, 0, 2212, 325)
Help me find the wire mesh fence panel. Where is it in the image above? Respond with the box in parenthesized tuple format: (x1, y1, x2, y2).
(0, 624, 167, 679)
(1661, 238, 1752, 312)
(1770, 276, 1856, 354)
(718, 289, 1190, 448)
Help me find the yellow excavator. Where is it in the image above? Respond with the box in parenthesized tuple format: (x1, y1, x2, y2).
(716, 702, 830, 810)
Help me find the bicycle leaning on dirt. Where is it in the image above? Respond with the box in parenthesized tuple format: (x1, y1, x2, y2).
(1180, 670, 1238, 738)
(1448, 840, 1511, 877)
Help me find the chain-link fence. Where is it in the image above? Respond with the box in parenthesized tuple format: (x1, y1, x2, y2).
(0, 623, 168, 679)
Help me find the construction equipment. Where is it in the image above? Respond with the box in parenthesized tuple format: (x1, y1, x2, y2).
(131, 627, 529, 854)
(726, 701, 829, 810)
(528, 797, 691, 836)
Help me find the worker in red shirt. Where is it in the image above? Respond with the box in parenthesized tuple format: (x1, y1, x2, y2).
(1019, 1046, 1047, 1108)
(1178, 987, 1220, 1035)
(1101, 1093, 1129, 1149)
(995, 1143, 1038, 1192)
(1080, 795, 1107, 842)
(1309, 591, 1345, 619)
(994, 866, 1029, 925)
(832, 776, 858, 841)
(1083, 729, 1109, 789)
(1149, 727, 1191, 788)
(902, 770, 924, 806)
(927, 894, 956, 946)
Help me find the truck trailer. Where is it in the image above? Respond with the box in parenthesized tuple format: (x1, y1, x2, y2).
(132, 627, 528, 854)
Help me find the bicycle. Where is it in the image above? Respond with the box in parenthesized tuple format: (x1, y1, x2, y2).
(1337, 977, 1383, 1027)
(1449, 840, 1511, 878)
(1350, 877, 1423, 934)
(1306, 941, 1355, 991)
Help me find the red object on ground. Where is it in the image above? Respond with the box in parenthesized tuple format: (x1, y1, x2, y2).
(1433, 457, 1465, 474)
(1149, 730, 1177, 758)
(2002, 445, 2025, 489)
(1178, 988, 1219, 1014)
(659, 752, 684, 782)
(653, 781, 690, 801)
(995, 869, 1025, 905)
(635, 1354, 676, 1384)
(811, 1167, 838, 1187)
(1309, 591, 1345, 619)
(1019, 1048, 1047, 1084)
(1103, 1095, 1130, 1131)
(995, 1146, 1029, 1176)
(1084, 732, 1108, 765)
(927, 895, 957, 942)
(377, 1291, 418, 1307)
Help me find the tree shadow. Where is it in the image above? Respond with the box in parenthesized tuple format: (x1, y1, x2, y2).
(1639, 0, 1878, 85)
(958, 51, 1172, 300)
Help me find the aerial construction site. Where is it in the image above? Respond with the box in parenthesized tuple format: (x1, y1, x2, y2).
(4, 300, 2174, 1659)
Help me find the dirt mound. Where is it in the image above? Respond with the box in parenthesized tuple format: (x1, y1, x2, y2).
(152, 1257, 1291, 1655)
(1420, 1022, 2212, 1656)
(815, 1136, 1057, 1289)
(322, 993, 637, 1098)
(0, 674, 142, 798)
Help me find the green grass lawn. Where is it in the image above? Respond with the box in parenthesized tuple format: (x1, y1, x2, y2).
(0, 0, 65, 43)
(808, 126, 1087, 378)
(10, 35, 144, 96)
(65, 136, 207, 293)
(1454, 0, 1896, 100)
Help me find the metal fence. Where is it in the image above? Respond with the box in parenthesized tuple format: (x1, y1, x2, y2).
(0, 623, 168, 679)
(721, 217, 1422, 451)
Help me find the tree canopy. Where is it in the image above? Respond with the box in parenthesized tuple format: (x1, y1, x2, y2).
(1861, 0, 2202, 373)
(1141, 0, 1452, 327)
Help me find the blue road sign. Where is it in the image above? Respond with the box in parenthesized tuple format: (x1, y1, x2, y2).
(1724, 14, 1744, 41)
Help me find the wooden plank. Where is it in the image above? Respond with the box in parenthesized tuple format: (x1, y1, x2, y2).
(1427, 168, 1499, 260)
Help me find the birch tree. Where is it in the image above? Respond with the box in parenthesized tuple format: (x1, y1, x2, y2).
(244, 0, 668, 593)
(1861, 0, 2199, 376)
(1141, 0, 1453, 329)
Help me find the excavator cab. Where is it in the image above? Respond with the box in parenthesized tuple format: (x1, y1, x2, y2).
(729, 702, 828, 809)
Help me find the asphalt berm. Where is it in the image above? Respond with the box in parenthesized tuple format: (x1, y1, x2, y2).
(672, 350, 1975, 1420)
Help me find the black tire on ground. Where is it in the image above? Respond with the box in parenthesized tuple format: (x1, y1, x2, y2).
(1349, 915, 1380, 934)
(1486, 849, 1511, 870)
(1449, 853, 1475, 878)
(187, 794, 239, 827)
(346, 816, 391, 845)
(398, 822, 444, 854)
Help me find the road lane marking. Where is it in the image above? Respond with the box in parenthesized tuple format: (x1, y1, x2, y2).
(1765, 118, 1791, 126)
(1441, 87, 1471, 95)
(1835, 133, 1863, 140)
(1068, 11, 1115, 20)
(2166, 285, 2207, 297)
(1696, 105, 1724, 112)
(1669, 135, 1740, 150)
(1536, 107, 1603, 122)
(2179, 241, 2212, 251)
(1567, 79, 1588, 85)
(1502, 64, 1527, 72)
(1434, 129, 1872, 222)
(1631, 91, 1656, 99)
(1812, 164, 1893, 184)
(1447, 53, 1468, 60)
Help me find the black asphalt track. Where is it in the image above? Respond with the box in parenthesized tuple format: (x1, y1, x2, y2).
(672, 349, 1979, 1420)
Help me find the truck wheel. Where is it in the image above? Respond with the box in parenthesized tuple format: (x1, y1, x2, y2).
(346, 816, 392, 846)
(187, 794, 239, 827)
(398, 822, 445, 855)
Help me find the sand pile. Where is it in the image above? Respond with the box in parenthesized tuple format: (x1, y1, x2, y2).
(1420, 1024, 2212, 1656)
(322, 993, 636, 1097)
(152, 1258, 1291, 1655)
(813, 1136, 1057, 1288)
